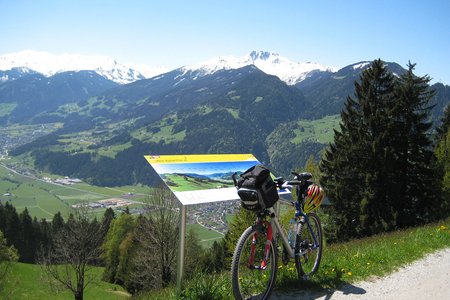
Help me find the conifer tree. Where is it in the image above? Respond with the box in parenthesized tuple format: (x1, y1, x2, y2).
(51, 211, 64, 233)
(391, 63, 439, 226)
(321, 60, 441, 240)
(321, 59, 398, 239)
(18, 208, 38, 263)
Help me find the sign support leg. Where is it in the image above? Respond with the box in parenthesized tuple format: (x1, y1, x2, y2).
(176, 204, 186, 294)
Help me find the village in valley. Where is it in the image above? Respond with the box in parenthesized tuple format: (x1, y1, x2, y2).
(188, 200, 240, 234)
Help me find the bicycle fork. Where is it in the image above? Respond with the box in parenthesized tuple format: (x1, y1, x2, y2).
(248, 221, 273, 270)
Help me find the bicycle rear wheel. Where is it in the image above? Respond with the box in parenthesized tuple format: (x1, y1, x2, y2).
(231, 225, 278, 300)
(295, 212, 323, 278)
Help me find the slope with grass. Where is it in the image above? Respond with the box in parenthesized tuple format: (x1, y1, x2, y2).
(140, 217, 450, 300)
(0, 262, 130, 300)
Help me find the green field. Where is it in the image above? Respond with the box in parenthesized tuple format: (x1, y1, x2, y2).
(164, 173, 233, 192)
(292, 114, 341, 144)
(0, 164, 149, 219)
(187, 223, 224, 248)
(1, 262, 130, 300)
(0, 103, 17, 117)
(0, 164, 231, 248)
(0, 123, 62, 139)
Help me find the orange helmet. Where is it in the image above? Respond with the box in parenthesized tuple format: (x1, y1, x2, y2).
(303, 184, 325, 213)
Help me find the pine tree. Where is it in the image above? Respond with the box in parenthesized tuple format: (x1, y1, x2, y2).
(100, 208, 115, 242)
(392, 63, 439, 226)
(2, 203, 21, 250)
(51, 211, 65, 233)
(321, 59, 398, 240)
(321, 60, 442, 240)
(18, 208, 38, 263)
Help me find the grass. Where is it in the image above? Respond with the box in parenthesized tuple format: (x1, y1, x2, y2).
(0, 164, 149, 220)
(225, 108, 240, 119)
(142, 217, 450, 299)
(276, 217, 450, 291)
(0, 123, 62, 137)
(292, 115, 341, 144)
(163, 174, 234, 192)
(188, 223, 224, 248)
(0, 103, 17, 117)
(0, 262, 130, 300)
(131, 113, 186, 144)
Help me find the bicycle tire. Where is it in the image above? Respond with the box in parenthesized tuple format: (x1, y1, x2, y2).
(231, 225, 278, 300)
(295, 212, 323, 278)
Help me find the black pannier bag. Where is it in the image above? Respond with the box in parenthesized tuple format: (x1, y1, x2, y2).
(237, 164, 279, 211)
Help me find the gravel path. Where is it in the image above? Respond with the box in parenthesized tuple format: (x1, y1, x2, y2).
(272, 247, 450, 300)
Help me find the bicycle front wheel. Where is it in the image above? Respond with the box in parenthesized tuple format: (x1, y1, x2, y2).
(231, 225, 278, 300)
(295, 212, 323, 278)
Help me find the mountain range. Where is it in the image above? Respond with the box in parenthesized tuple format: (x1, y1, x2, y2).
(0, 50, 335, 86)
(1, 50, 449, 186)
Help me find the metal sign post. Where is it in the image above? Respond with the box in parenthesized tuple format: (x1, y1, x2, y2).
(144, 154, 261, 292)
(176, 204, 186, 292)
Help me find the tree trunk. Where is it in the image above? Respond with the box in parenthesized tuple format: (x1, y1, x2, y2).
(75, 290, 83, 300)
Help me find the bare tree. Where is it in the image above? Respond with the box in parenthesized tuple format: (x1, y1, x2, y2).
(39, 206, 106, 300)
(130, 186, 179, 290)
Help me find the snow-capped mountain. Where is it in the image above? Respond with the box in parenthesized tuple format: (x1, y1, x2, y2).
(0, 50, 335, 85)
(182, 50, 337, 85)
(0, 50, 165, 84)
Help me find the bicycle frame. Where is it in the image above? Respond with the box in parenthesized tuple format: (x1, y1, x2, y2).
(232, 171, 320, 270)
(251, 198, 320, 268)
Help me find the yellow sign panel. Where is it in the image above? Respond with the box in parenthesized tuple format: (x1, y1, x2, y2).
(145, 154, 260, 205)
(144, 153, 257, 164)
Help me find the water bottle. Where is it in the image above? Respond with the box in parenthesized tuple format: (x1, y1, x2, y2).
(287, 218, 297, 249)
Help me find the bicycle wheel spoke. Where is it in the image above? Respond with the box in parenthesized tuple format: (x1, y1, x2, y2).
(232, 227, 277, 300)
(295, 213, 323, 278)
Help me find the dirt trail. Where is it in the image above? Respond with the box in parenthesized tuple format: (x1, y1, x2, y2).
(272, 247, 450, 299)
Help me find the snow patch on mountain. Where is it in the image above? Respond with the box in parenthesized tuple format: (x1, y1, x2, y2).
(182, 50, 337, 85)
(352, 62, 371, 70)
(0, 50, 166, 84)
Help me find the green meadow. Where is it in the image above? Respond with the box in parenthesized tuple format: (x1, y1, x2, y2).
(0, 164, 149, 220)
(1, 262, 130, 300)
(0, 164, 229, 248)
(164, 173, 233, 192)
(142, 217, 450, 300)
(292, 114, 341, 144)
(187, 223, 224, 248)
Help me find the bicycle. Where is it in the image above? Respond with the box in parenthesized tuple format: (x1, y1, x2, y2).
(231, 171, 324, 300)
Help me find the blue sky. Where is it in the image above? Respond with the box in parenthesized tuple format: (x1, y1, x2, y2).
(1, 0, 449, 83)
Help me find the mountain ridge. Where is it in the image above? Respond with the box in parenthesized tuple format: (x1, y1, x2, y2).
(0, 50, 336, 86)
(0, 50, 153, 84)
(2, 54, 449, 187)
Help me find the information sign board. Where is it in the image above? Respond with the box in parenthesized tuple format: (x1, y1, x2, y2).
(144, 154, 261, 205)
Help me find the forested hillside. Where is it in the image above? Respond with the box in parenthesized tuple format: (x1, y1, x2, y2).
(3, 60, 450, 186)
